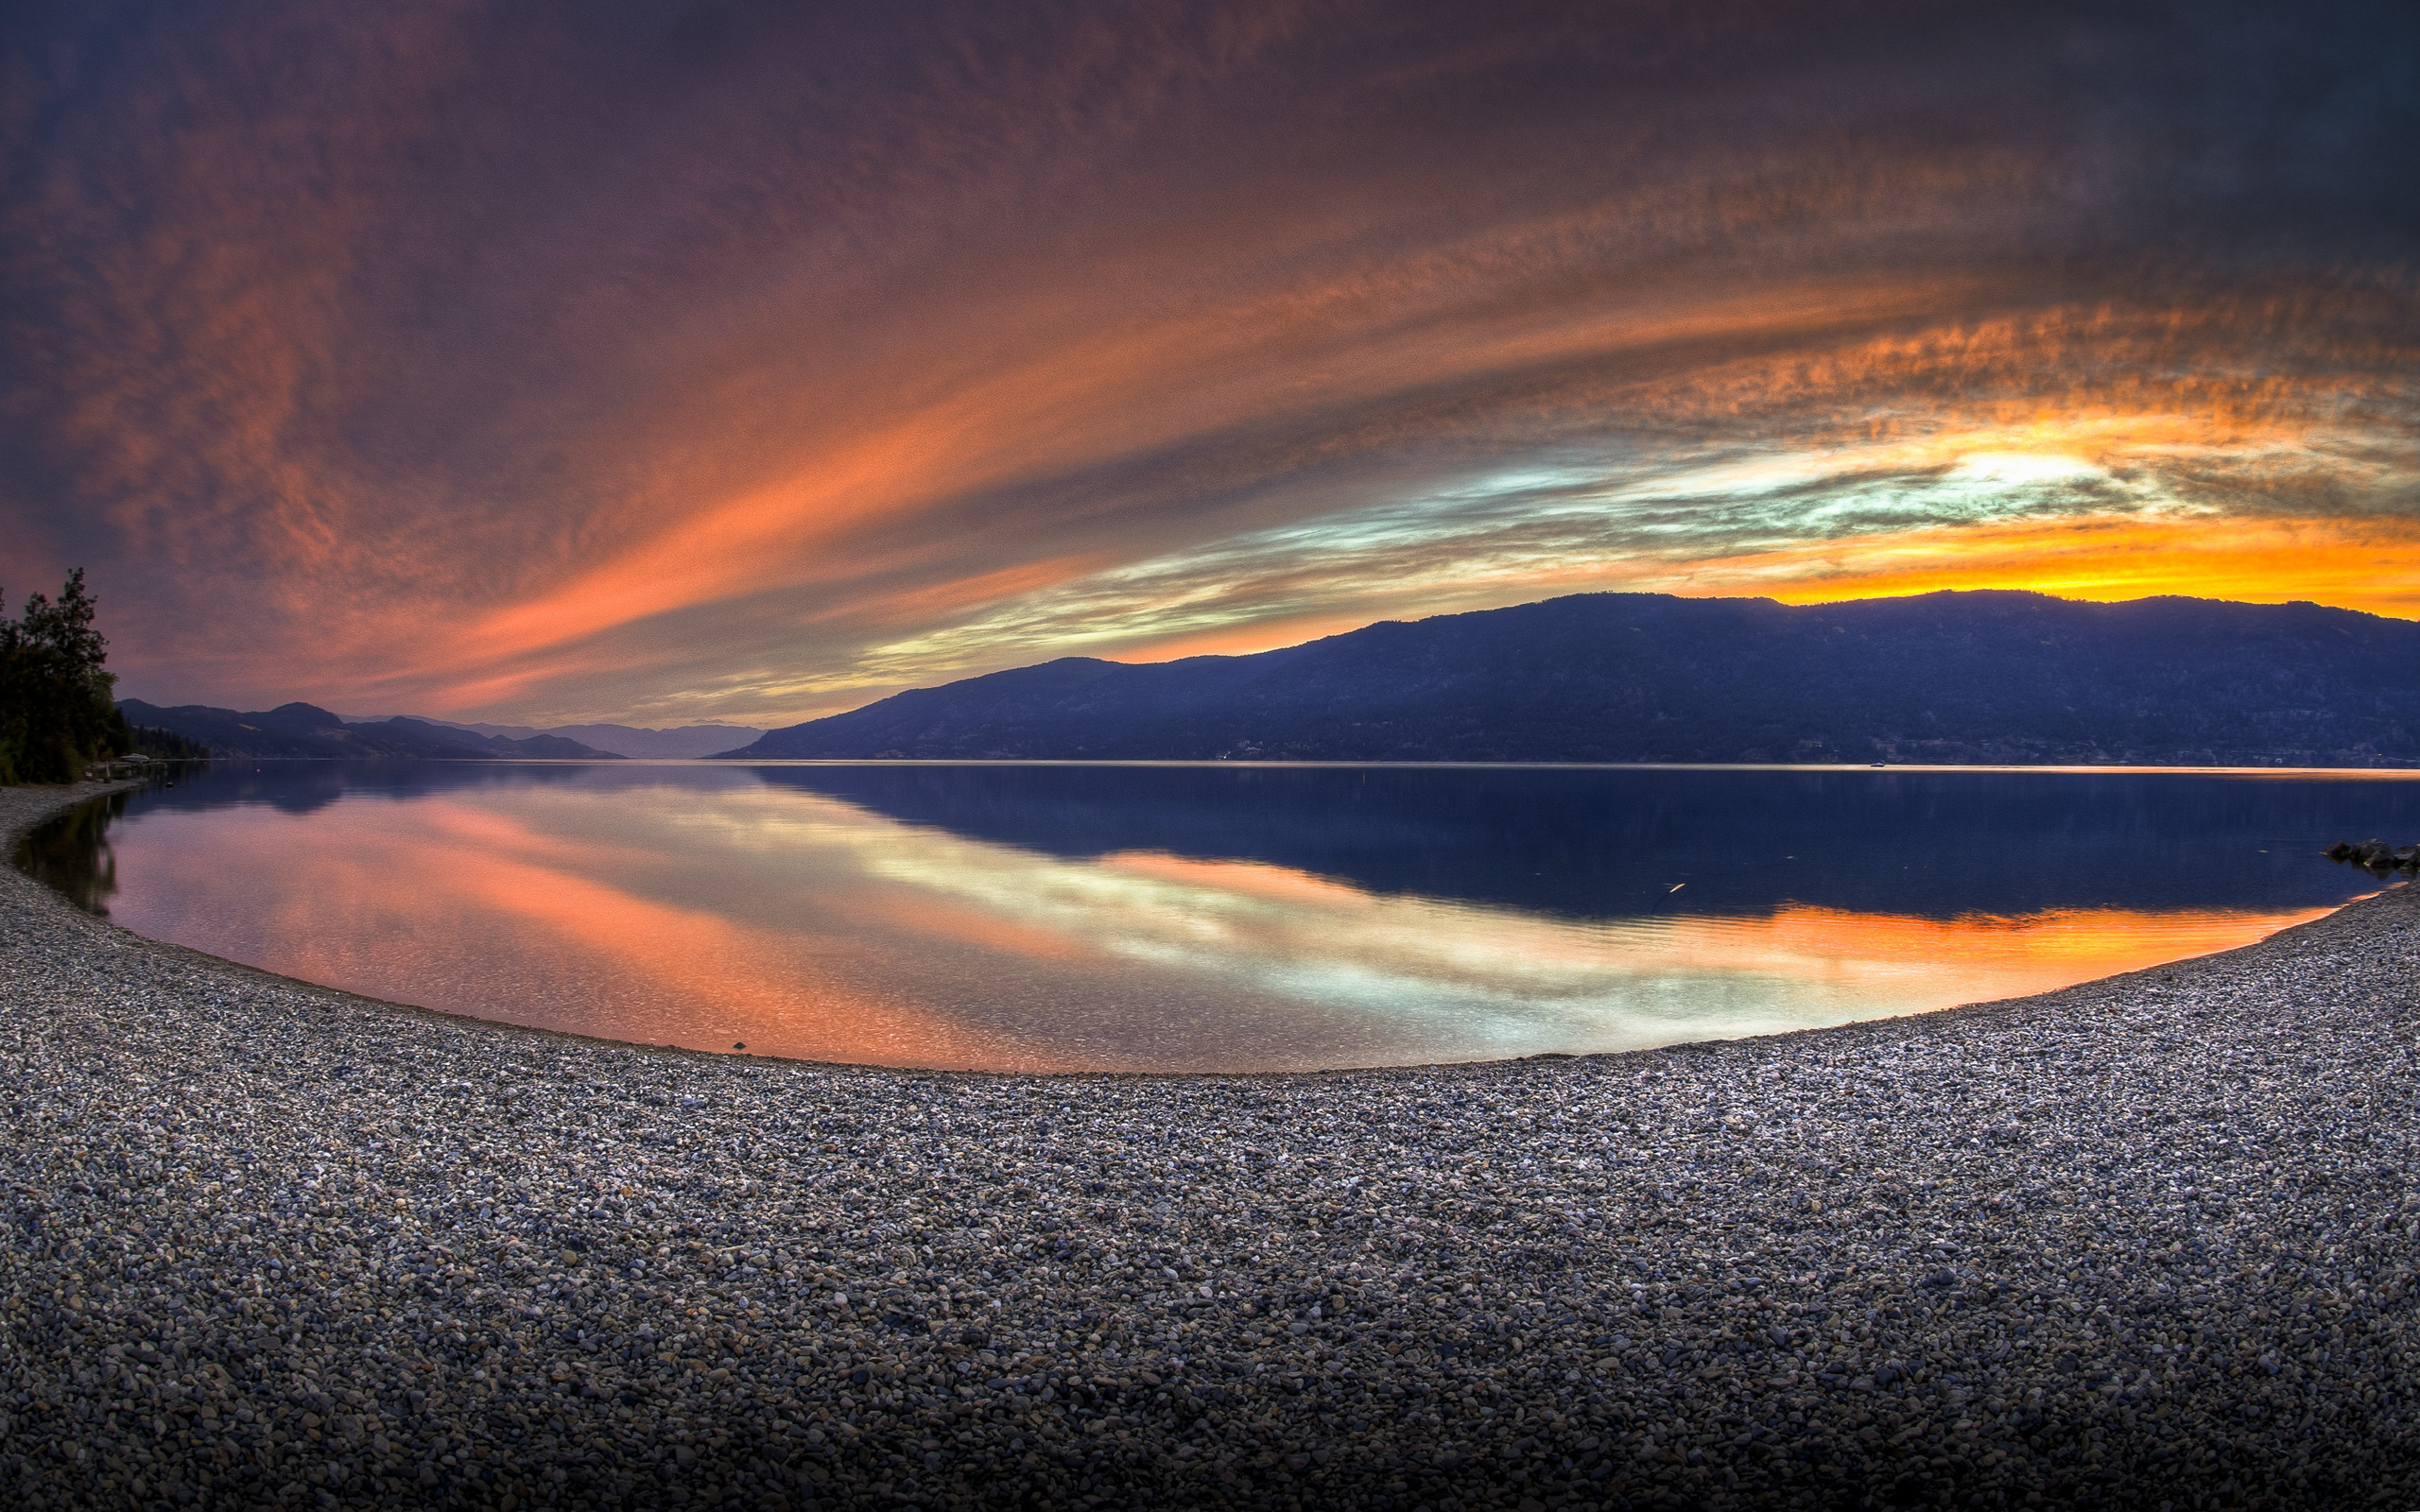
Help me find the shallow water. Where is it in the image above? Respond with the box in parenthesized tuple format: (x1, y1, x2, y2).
(19, 762, 2416, 1071)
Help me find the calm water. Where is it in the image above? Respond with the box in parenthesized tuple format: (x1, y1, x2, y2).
(18, 762, 2417, 1072)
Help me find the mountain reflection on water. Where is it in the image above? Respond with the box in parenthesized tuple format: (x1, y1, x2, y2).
(19, 762, 2416, 1072)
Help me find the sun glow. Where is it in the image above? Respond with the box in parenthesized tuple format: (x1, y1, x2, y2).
(1702, 513, 2420, 613)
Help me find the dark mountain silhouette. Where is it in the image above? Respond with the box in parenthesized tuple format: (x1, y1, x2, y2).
(365, 716, 619, 761)
(337, 716, 766, 757)
(115, 701, 622, 761)
(720, 591, 2420, 766)
(485, 722, 764, 758)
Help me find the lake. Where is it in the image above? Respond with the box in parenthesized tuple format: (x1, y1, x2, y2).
(18, 762, 2417, 1073)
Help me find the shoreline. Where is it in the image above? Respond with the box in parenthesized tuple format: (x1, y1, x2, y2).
(95, 755, 2420, 771)
(4, 778, 2415, 1508)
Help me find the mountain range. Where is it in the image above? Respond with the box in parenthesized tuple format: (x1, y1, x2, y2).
(337, 717, 767, 759)
(116, 702, 624, 761)
(718, 591, 2420, 766)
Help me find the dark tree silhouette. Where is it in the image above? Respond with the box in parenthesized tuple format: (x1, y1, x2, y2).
(125, 724, 209, 760)
(1, 569, 126, 784)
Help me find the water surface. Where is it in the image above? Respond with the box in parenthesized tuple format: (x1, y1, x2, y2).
(19, 762, 2415, 1072)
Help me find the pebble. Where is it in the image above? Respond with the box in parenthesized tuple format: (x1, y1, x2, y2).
(4, 780, 2416, 1509)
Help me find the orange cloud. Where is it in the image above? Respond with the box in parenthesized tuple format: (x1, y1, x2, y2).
(6, 4, 2412, 721)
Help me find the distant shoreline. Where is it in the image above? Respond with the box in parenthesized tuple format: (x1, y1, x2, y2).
(91, 754, 2420, 770)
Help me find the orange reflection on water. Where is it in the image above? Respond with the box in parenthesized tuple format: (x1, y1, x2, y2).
(116, 798, 1060, 1071)
(1651, 901, 2338, 1010)
(95, 787, 2341, 1073)
(1090, 851, 2333, 1047)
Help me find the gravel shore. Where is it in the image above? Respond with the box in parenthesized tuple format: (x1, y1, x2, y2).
(5, 779, 2415, 1511)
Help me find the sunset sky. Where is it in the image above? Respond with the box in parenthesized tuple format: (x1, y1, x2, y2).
(4, 0, 2414, 727)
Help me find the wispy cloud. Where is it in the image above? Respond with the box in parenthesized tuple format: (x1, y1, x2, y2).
(3, 1, 2412, 721)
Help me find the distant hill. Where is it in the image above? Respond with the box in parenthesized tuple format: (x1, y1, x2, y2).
(719, 591, 2420, 766)
(527, 722, 765, 758)
(117, 701, 623, 761)
(338, 716, 766, 758)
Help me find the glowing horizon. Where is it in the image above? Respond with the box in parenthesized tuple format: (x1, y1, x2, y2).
(3, 3, 2412, 727)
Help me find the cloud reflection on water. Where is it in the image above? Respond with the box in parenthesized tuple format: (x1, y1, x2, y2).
(89, 781, 2330, 1073)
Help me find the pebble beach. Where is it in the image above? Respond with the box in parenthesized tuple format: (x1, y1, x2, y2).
(4, 779, 2415, 1511)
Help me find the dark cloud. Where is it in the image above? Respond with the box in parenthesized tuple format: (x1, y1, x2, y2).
(2, 0, 2412, 719)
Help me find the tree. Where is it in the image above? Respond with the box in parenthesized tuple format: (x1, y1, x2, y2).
(0, 569, 125, 784)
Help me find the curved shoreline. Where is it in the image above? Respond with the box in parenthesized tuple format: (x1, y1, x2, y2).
(4, 778, 2415, 1509)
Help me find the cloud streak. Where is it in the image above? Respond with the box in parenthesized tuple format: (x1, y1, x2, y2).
(3, 0, 2413, 721)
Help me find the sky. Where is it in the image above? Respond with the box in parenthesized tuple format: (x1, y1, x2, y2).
(4, 0, 2414, 727)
